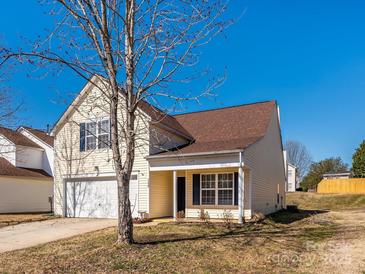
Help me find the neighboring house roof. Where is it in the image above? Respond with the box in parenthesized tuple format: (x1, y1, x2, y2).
(0, 157, 52, 178)
(154, 101, 276, 155)
(288, 163, 297, 169)
(19, 126, 54, 147)
(0, 126, 42, 149)
(51, 75, 193, 140)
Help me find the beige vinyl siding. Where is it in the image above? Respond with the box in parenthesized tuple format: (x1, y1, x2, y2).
(53, 83, 150, 216)
(149, 171, 173, 218)
(185, 167, 239, 219)
(0, 176, 53, 213)
(243, 108, 286, 215)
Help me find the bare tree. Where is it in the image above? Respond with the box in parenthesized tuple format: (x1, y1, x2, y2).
(0, 0, 230, 244)
(284, 140, 312, 181)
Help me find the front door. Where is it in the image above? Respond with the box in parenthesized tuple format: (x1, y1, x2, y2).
(177, 177, 186, 213)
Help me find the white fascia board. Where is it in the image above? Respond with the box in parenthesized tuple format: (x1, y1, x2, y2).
(0, 133, 15, 146)
(18, 127, 53, 149)
(147, 149, 243, 159)
(150, 162, 241, 171)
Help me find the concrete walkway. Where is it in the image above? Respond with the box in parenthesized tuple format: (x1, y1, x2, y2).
(0, 218, 117, 253)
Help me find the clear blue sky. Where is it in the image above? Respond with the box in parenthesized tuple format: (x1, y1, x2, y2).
(1, 0, 365, 165)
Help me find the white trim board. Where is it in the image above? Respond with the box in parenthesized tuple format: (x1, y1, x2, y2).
(149, 162, 240, 171)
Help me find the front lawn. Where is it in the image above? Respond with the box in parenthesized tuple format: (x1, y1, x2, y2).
(0, 213, 340, 273)
(0, 213, 56, 228)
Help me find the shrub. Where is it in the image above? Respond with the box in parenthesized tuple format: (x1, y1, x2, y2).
(222, 210, 233, 228)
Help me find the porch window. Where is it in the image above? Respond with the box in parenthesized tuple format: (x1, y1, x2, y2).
(218, 173, 233, 205)
(200, 173, 234, 205)
(201, 174, 216, 205)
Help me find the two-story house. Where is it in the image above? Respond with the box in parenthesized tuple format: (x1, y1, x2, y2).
(52, 76, 286, 222)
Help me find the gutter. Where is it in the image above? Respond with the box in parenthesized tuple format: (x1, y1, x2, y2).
(146, 149, 243, 159)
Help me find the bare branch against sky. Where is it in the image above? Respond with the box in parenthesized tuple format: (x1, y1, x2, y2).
(0, 0, 232, 244)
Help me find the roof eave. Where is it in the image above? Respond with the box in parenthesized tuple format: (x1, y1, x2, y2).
(146, 149, 244, 160)
(17, 127, 54, 149)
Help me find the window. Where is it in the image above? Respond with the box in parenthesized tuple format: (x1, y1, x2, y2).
(201, 173, 234, 206)
(98, 119, 110, 149)
(201, 174, 215, 205)
(80, 119, 110, 151)
(218, 173, 233, 205)
(288, 170, 292, 178)
(86, 122, 97, 150)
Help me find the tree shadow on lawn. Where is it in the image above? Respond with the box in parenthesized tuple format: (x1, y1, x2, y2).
(268, 209, 329, 224)
(135, 209, 338, 247)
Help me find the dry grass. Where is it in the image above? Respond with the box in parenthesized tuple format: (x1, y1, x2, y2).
(1, 193, 364, 273)
(0, 213, 56, 228)
(0, 213, 340, 274)
(286, 192, 365, 211)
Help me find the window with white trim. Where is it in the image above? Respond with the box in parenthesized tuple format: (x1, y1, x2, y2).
(201, 173, 234, 205)
(201, 174, 216, 205)
(82, 119, 110, 151)
(98, 119, 110, 149)
(218, 173, 233, 205)
(85, 122, 97, 150)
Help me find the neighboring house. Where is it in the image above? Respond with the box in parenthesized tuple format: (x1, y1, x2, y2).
(52, 76, 286, 222)
(286, 163, 298, 192)
(0, 126, 54, 213)
(283, 150, 298, 192)
(323, 172, 351, 180)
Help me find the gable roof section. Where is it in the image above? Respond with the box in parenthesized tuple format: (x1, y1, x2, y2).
(0, 157, 52, 178)
(19, 127, 54, 147)
(51, 75, 193, 140)
(0, 127, 42, 149)
(152, 101, 276, 156)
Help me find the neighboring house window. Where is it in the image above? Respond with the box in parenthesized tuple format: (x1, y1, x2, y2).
(288, 170, 292, 178)
(201, 174, 215, 205)
(201, 173, 234, 205)
(80, 119, 110, 151)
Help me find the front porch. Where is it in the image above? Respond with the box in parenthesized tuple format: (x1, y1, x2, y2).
(148, 164, 253, 223)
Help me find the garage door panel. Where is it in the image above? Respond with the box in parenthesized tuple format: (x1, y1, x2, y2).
(66, 178, 138, 219)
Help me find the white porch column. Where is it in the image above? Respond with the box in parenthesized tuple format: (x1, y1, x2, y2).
(248, 171, 252, 219)
(238, 165, 244, 224)
(173, 170, 177, 219)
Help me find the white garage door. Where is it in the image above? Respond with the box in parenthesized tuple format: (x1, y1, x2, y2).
(66, 176, 139, 218)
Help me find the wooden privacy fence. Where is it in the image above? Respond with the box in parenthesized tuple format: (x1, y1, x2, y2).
(317, 178, 365, 194)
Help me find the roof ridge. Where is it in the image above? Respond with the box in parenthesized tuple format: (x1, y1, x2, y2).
(21, 126, 48, 134)
(173, 100, 276, 117)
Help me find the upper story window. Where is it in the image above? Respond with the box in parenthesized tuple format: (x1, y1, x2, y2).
(80, 119, 110, 151)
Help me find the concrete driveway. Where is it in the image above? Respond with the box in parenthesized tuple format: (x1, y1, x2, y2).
(0, 218, 117, 253)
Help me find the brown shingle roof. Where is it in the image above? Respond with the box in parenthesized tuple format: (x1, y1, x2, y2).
(0, 157, 52, 178)
(137, 100, 193, 140)
(21, 127, 54, 147)
(154, 101, 276, 155)
(0, 127, 42, 149)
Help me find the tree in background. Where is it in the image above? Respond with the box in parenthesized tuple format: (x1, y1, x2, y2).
(352, 140, 365, 178)
(284, 140, 312, 181)
(301, 157, 348, 191)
